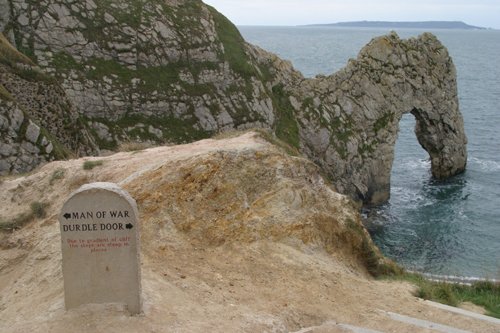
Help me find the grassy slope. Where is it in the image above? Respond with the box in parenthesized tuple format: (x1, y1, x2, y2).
(385, 273, 500, 318)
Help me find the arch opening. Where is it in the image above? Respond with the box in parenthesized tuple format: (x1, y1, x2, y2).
(366, 105, 467, 206)
(391, 113, 431, 193)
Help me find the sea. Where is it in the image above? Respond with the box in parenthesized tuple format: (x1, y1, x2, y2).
(239, 26, 500, 279)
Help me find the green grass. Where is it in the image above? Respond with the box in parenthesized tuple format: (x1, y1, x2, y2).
(83, 160, 104, 170)
(348, 223, 403, 278)
(373, 112, 395, 134)
(271, 84, 300, 150)
(49, 168, 66, 185)
(254, 128, 300, 157)
(30, 201, 48, 219)
(452, 282, 500, 318)
(385, 273, 500, 319)
(50, 51, 84, 72)
(115, 113, 212, 143)
(207, 5, 256, 77)
(38, 127, 72, 160)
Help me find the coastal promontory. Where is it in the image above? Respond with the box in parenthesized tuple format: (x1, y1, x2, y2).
(0, 0, 467, 204)
(0, 1, 490, 331)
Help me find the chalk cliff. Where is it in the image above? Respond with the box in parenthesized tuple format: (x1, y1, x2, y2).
(0, 33, 97, 175)
(0, 0, 467, 204)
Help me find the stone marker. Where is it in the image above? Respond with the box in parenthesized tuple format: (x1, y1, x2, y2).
(59, 182, 142, 314)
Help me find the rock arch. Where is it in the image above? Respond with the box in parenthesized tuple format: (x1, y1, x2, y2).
(0, 0, 467, 205)
(292, 32, 467, 205)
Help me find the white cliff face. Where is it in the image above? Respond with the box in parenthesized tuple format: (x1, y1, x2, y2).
(1, 0, 467, 204)
(1, 0, 275, 145)
(0, 98, 52, 175)
(0, 32, 98, 175)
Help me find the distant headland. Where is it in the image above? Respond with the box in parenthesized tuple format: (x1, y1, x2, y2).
(306, 21, 487, 30)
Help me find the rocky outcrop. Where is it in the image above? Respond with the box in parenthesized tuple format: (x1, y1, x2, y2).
(0, 33, 98, 175)
(0, 0, 467, 204)
(0, 0, 276, 147)
(252, 32, 467, 204)
(0, 98, 54, 174)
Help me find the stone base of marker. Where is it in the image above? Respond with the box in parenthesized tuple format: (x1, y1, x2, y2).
(59, 182, 142, 315)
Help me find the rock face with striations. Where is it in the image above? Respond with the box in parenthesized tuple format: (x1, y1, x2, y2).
(0, 0, 467, 204)
(1, 0, 276, 148)
(0, 33, 98, 175)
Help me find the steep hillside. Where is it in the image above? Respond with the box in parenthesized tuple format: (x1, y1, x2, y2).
(0, 0, 467, 204)
(0, 33, 98, 175)
(1, 0, 276, 147)
(0, 132, 496, 332)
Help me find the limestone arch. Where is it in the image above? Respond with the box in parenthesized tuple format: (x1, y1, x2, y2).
(410, 106, 467, 180)
(296, 32, 468, 205)
(360, 99, 468, 205)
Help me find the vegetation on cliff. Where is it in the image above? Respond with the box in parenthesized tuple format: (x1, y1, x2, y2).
(0, 31, 98, 175)
(0, 1, 494, 330)
(390, 273, 500, 319)
(0, 0, 467, 205)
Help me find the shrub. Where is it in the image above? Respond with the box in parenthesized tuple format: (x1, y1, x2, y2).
(0, 201, 48, 231)
(0, 212, 32, 231)
(83, 160, 104, 170)
(118, 141, 153, 152)
(30, 201, 48, 219)
(49, 168, 65, 185)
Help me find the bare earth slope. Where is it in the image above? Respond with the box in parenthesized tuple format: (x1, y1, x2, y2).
(0, 132, 497, 332)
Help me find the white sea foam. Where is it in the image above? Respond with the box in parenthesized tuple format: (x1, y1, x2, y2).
(390, 186, 435, 209)
(397, 158, 430, 171)
(469, 157, 500, 172)
(407, 271, 499, 285)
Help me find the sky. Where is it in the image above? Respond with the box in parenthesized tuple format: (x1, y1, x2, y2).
(202, 0, 500, 29)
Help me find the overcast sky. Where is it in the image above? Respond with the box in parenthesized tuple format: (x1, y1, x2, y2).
(202, 0, 500, 29)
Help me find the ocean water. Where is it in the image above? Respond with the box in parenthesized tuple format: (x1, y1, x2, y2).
(240, 26, 500, 279)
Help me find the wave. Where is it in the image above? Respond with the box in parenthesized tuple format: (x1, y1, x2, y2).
(396, 157, 500, 173)
(390, 186, 437, 209)
(469, 157, 500, 172)
(407, 271, 499, 285)
(396, 158, 430, 171)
